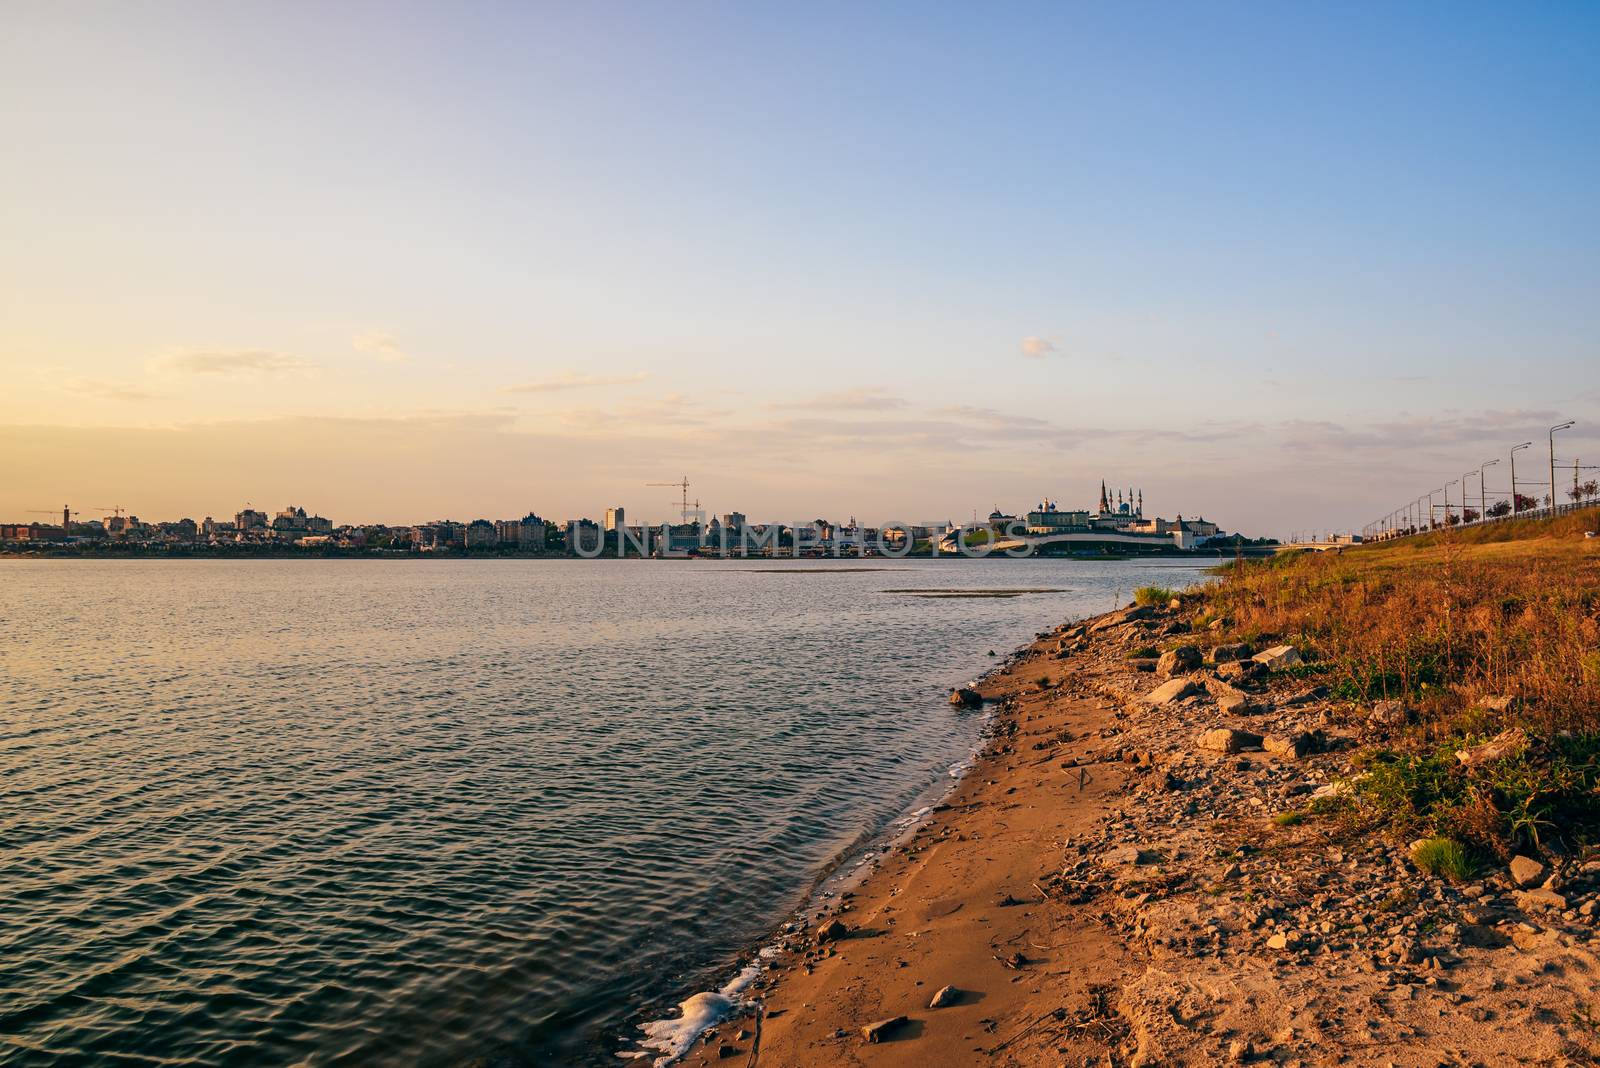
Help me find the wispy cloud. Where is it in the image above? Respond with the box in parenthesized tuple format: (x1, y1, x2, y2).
(767, 388, 909, 412)
(59, 376, 161, 401)
(501, 372, 650, 394)
(1020, 336, 1058, 358)
(352, 331, 408, 362)
(151, 349, 313, 376)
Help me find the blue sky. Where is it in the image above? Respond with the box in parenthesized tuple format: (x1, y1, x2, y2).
(2, 2, 1597, 535)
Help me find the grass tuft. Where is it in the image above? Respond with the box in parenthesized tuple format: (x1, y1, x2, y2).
(1134, 585, 1177, 607)
(1410, 837, 1477, 881)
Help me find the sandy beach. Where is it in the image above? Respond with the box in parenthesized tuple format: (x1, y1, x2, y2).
(671, 596, 1600, 1067)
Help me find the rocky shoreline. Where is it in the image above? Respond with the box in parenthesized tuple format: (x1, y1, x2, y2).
(669, 595, 1600, 1067)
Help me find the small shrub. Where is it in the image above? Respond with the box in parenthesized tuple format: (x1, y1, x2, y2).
(1126, 646, 1159, 659)
(1273, 811, 1304, 827)
(1134, 585, 1177, 606)
(1410, 837, 1477, 881)
(1036, 675, 1052, 691)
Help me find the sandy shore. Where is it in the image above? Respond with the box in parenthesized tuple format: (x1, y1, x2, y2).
(663, 597, 1600, 1067)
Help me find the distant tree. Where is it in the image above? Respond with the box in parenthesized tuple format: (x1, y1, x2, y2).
(1569, 479, 1599, 502)
(1514, 493, 1539, 512)
(1486, 500, 1512, 518)
(1462, 508, 1480, 522)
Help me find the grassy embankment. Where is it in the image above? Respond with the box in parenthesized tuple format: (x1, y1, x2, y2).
(1194, 508, 1600, 872)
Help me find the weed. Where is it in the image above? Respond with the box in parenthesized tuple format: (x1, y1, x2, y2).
(1273, 811, 1304, 827)
(1134, 585, 1177, 607)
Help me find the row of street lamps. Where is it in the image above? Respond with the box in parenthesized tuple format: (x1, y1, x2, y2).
(1364, 420, 1576, 540)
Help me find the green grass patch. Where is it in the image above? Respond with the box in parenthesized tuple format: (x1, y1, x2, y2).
(1350, 733, 1600, 855)
(1410, 837, 1477, 881)
(1273, 811, 1305, 827)
(1133, 585, 1178, 606)
(1125, 646, 1159, 660)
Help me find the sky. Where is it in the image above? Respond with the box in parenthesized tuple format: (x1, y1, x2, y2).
(3, 1, 1597, 538)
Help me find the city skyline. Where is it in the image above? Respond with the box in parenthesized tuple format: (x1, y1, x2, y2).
(4, 3, 1598, 535)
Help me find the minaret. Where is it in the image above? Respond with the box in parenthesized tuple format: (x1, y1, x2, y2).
(1137, 489, 1143, 516)
(1099, 480, 1109, 513)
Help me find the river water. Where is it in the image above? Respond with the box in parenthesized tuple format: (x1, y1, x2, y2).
(0, 556, 1212, 1065)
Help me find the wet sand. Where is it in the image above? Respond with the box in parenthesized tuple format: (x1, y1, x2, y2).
(678, 618, 1130, 1066)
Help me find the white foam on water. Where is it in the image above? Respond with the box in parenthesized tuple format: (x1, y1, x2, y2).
(631, 964, 759, 1066)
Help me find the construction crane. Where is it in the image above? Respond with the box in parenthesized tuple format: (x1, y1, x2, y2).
(645, 476, 692, 522)
(94, 505, 126, 519)
(26, 506, 79, 528)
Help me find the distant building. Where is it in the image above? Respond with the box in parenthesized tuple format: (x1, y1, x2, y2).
(604, 506, 625, 532)
(464, 519, 497, 549)
(1024, 499, 1090, 535)
(235, 508, 269, 532)
(564, 518, 600, 553)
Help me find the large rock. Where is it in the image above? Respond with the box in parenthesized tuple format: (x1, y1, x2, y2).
(1264, 732, 1312, 759)
(1156, 645, 1202, 678)
(861, 1016, 908, 1043)
(1215, 659, 1264, 683)
(1514, 888, 1567, 912)
(815, 918, 849, 944)
(1212, 643, 1253, 663)
(1368, 700, 1410, 729)
(1145, 678, 1204, 705)
(949, 688, 983, 709)
(1509, 855, 1547, 888)
(1456, 727, 1529, 771)
(1204, 676, 1261, 715)
(1104, 844, 1162, 866)
(1197, 727, 1264, 753)
(1089, 604, 1158, 633)
(1252, 644, 1302, 669)
(928, 985, 960, 1008)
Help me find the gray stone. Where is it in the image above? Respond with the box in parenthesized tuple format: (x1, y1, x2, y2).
(1105, 845, 1162, 866)
(1197, 727, 1265, 753)
(1514, 888, 1567, 912)
(1456, 727, 1529, 770)
(1509, 855, 1547, 888)
(1146, 677, 1204, 705)
(1215, 659, 1263, 683)
(1212, 643, 1253, 663)
(1264, 733, 1312, 759)
(861, 1016, 908, 1043)
(928, 985, 960, 1008)
(1368, 700, 1409, 728)
(1252, 644, 1302, 669)
(1090, 605, 1156, 633)
(1156, 645, 1202, 678)
(815, 918, 848, 944)
(949, 688, 982, 709)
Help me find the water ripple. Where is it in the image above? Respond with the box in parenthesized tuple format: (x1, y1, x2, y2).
(0, 556, 1209, 1065)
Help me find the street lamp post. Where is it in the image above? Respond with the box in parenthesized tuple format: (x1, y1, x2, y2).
(1479, 459, 1499, 521)
(1444, 480, 1459, 526)
(1510, 442, 1532, 515)
(1550, 421, 1575, 515)
(1462, 472, 1476, 522)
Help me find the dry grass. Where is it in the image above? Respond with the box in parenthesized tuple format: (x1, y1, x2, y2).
(1205, 508, 1600, 735)
(1203, 508, 1600, 856)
